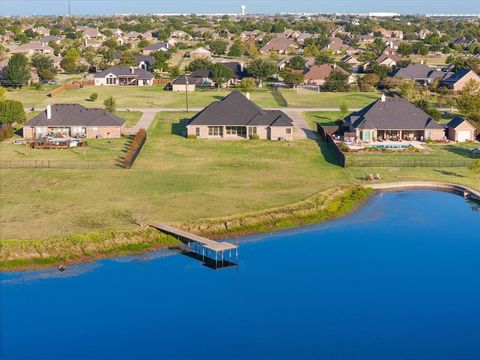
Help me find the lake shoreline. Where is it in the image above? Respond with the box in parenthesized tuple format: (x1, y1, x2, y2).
(0, 186, 372, 272)
(3, 182, 477, 273)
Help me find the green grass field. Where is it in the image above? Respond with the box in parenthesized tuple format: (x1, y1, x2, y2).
(1, 111, 478, 241)
(6, 86, 282, 109)
(280, 90, 379, 108)
(114, 111, 142, 127)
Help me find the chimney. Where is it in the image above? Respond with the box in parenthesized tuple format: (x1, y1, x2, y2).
(245, 92, 250, 100)
(46, 105, 52, 119)
(240, 62, 244, 72)
(130, 67, 135, 74)
(420, 60, 424, 65)
(381, 94, 386, 102)
(333, 63, 337, 70)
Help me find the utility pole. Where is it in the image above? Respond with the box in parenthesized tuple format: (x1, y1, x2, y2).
(68, 0, 71, 16)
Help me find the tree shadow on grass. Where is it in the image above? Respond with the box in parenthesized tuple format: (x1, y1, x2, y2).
(441, 145, 480, 159)
(171, 118, 190, 137)
(433, 169, 464, 177)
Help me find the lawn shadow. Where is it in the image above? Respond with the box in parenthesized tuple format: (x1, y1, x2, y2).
(314, 137, 343, 167)
(441, 145, 480, 159)
(116, 136, 133, 165)
(433, 169, 464, 178)
(171, 118, 190, 137)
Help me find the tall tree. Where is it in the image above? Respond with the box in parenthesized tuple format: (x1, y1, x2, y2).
(456, 79, 480, 121)
(119, 52, 136, 66)
(0, 100, 26, 125)
(323, 70, 350, 92)
(5, 54, 30, 88)
(247, 58, 276, 85)
(31, 53, 57, 80)
(209, 39, 228, 55)
(186, 58, 213, 72)
(209, 63, 233, 88)
(104, 96, 116, 113)
(152, 51, 172, 72)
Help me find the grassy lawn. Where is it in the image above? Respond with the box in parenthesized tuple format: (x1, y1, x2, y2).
(114, 111, 143, 127)
(0, 137, 129, 162)
(304, 111, 342, 130)
(345, 143, 480, 165)
(279, 90, 379, 108)
(1, 111, 479, 241)
(6, 86, 282, 109)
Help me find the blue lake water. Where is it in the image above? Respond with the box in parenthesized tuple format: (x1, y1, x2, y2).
(1, 190, 480, 359)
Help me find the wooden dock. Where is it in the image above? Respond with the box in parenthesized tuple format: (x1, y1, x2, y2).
(148, 222, 238, 269)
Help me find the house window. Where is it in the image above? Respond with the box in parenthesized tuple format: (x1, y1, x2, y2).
(208, 126, 223, 136)
(286, 128, 292, 134)
(226, 126, 246, 136)
(248, 126, 257, 135)
(425, 130, 431, 140)
(107, 77, 116, 85)
(195, 127, 200, 137)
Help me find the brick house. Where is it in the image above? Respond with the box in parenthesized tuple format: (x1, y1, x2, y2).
(440, 68, 480, 92)
(345, 95, 445, 142)
(447, 117, 477, 142)
(186, 92, 294, 140)
(23, 104, 125, 139)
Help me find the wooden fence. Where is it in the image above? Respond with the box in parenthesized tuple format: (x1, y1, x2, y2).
(153, 78, 172, 85)
(49, 80, 94, 97)
(123, 131, 147, 169)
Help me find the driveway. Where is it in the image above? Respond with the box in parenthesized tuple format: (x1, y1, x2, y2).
(282, 110, 318, 140)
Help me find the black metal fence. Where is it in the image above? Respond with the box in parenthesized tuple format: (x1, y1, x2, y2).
(345, 158, 475, 168)
(317, 123, 345, 167)
(0, 160, 120, 169)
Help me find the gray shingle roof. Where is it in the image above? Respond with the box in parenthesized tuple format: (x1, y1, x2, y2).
(26, 104, 125, 127)
(349, 97, 444, 130)
(392, 63, 433, 80)
(95, 66, 154, 80)
(188, 92, 294, 127)
(440, 68, 477, 86)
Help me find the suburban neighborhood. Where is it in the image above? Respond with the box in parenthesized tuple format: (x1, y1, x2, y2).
(0, 9, 479, 261)
(1, 2, 480, 359)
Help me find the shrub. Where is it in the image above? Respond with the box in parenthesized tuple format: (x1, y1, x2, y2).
(249, 134, 260, 140)
(123, 128, 147, 168)
(187, 134, 197, 139)
(89, 93, 98, 101)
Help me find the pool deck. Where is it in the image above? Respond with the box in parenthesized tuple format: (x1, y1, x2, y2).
(367, 181, 480, 202)
(346, 141, 425, 151)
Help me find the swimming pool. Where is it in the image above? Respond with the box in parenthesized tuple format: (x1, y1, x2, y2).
(368, 144, 413, 150)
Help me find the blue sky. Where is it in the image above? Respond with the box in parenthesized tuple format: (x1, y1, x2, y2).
(1, 0, 479, 16)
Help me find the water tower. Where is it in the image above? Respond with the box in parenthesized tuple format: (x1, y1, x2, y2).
(240, 5, 246, 16)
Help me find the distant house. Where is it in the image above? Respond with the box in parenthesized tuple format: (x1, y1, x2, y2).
(358, 34, 375, 43)
(79, 27, 105, 41)
(39, 35, 61, 46)
(11, 41, 54, 55)
(94, 66, 154, 86)
(451, 37, 477, 48)
(375, 52, 401, 68)
(440, 68, 480, 92)
(303, 64, 354, 86)
(142, 42, 171, 55)
(447, 117, 477, 142)
(324, 37, 353, 55)
(23, 104, 125, 139)
(135, 55, 155, 71)
(221, 62, 248, 85)
(186, 92, 294, 140)
(345, 95, 445, 142)
(376, 28, 404, 40)
(260, 38, 297, 55)
(340, 54, 361, 69)
(392, 63, 442, 83)
(189, 47, 212, 60)
(170, 69, 214, 92)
